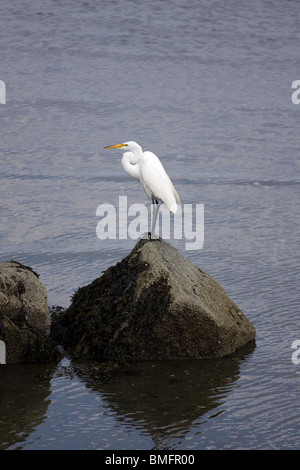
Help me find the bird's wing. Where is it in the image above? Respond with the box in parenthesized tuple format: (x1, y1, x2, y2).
(166, 172, 181, 204)
(141, 152, 180, 212)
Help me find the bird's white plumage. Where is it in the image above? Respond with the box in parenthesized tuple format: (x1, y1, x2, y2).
(139, 151, 180, 214)
(104, 140, 180, 238)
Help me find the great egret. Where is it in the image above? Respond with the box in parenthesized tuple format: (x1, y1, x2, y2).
(104, 141, 180, 239)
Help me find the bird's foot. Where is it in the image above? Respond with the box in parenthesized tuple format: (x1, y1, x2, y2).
(150, 232, 160, 240)
(140, 232, 160, 240)
(141, 232, 151, 240)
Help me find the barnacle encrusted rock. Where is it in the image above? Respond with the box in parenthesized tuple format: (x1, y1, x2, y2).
(0, 260, 61, 363)
(56, 239, 255, 362)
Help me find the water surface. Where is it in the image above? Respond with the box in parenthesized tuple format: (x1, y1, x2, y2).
(0, 0, 300, 450)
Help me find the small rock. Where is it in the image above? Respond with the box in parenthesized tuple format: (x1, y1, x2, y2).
(0, 261, 61, 363)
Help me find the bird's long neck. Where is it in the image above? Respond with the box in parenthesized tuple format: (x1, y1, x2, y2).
(122, 148, 143, 180)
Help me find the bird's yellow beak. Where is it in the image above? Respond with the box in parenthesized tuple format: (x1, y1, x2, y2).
(104, 143, 127, 149)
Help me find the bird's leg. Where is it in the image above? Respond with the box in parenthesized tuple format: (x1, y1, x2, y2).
(140, 198, 154, 240)
(141, 202, 151, 240)
(151, 198, 160, 240)
(141, 232, 150, 239)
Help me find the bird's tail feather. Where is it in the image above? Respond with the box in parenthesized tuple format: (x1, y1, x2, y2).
(169, 202, 178, 214)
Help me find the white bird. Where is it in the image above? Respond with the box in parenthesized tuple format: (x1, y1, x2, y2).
(104, 141, 180, 239)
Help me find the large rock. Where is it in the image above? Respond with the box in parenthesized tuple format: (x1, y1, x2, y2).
(0, 261, 61, 363)
(56, 239, 255, 362)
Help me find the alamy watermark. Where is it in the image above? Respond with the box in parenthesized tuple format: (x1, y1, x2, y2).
(0, 80, 6, 104)
(291, 80, 300, 105)
(0, 340, 6, 364)
(96, 196, 204, 250)
(291, 340, 300, 365)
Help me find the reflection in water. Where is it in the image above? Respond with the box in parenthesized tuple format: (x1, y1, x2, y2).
(0, 363, 56, 449)
(0, 344, 255, 450)
(71, 343, 255, 449)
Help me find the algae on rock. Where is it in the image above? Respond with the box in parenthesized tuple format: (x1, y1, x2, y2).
(0, 260, 61, 363)
(56, 238, 256, 362)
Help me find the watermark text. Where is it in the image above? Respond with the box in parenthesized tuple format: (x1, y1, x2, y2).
(0, 340, 6, 364)
(291, 80, 300, 104)
(291, 340, 300, 365)
(96, 196, 204, 250)
(0, 80, 6, 104)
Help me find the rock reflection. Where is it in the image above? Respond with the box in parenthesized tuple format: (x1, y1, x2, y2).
(0, 363, 56, 449)
(72, 342, 255, 447)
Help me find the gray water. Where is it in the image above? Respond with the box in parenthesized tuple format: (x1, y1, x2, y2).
(0, 0, 300, 450)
